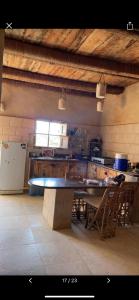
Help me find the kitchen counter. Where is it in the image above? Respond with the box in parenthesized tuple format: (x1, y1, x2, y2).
(30, 157, 139, 177)
(88, 161, 139, 177)
(30, 157, 87, 162)
(29, 157, 88, 179)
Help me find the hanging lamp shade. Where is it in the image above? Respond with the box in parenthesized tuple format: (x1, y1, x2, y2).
(58, 88, 66, 110)
(97, 100, 104, 112)
(0, 101, 5, 112)
(58, 97, 66, 110)
(96, 74, 107, 99)
(96, 82, 106, 98)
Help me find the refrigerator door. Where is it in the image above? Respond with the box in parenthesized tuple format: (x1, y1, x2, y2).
(0, 141, 27, 192)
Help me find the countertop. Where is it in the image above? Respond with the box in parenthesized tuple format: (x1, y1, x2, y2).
(30, 157, 139, 177)
(30, 157, 87, 162)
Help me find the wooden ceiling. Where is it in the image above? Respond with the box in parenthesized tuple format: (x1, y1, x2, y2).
(3, 29, 139, 95)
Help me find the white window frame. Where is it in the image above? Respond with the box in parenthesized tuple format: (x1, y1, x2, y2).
(35, 120, 68, 149)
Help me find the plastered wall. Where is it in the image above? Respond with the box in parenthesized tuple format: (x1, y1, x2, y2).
(100, 82, 139, 163)
(1, 80, 100, 127)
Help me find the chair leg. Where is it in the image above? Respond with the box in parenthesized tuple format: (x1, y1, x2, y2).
(85, 203, 90, 228)
(75, 198, 80, 220)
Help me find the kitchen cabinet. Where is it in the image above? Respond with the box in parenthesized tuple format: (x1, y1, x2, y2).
(87, 162, 118, 179)
(30, 160, 67, 178)
(30, 159, 87, 179)
(68, 161, 87, 178)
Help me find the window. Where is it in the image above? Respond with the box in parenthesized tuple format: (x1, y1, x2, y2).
(35, 120, 68, 148)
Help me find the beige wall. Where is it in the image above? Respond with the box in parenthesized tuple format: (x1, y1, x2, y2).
(0, 79, 101, 160)
(100, 82, 139, 163)
(2, 75, 139, 175)
(1, 80, 100, 126)
(0, 80, 101, 148)
(2, 78, 139, 164)
(0, 116, 35, 144)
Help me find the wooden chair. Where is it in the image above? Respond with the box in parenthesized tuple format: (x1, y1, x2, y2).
(118, 181, 138, 226)
(84, 186, 120, 239)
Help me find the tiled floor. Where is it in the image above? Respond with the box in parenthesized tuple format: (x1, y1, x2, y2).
(0, 193, 139, 275)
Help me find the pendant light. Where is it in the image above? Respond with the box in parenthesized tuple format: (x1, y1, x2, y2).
(58, 88, 66, 110)
(96, 74, 107, 99)
(97, 100, 104, 112)
(0, 101, 5, 112)
(96, 74, 106, 112)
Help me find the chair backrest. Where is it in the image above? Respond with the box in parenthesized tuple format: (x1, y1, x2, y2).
(119, 181, 138, 205)
(120, 181, 138, 191)
(94, 186, 120, 225)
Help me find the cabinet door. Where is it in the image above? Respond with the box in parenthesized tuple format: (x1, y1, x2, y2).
(69, 162, 87, 178)
(87, 163, 97, 178)
(33, 161, 42, 177)
(108, 169, 117, 177)
(97, 166, 105, 179)
(32, 161, 53, 177)
(43, 162, 53, 177)
(98, 167, 117, 179)
(50, 162, 67, 178)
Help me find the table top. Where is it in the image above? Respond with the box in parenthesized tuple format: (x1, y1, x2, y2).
(28, 177, 107, 189)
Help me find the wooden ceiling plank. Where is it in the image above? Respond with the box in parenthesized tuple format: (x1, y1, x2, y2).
(91, 35, 135, 57)
(4, 38, 139, 80)
(105, 29, 139, 41)
(68, 29, 94, 51)
(78, 29, 114, 54)
(5, 29, 139, 65)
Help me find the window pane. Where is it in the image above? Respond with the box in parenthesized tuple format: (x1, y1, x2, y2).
(35, 134, 48, 147)
(61, 136, 69, 149)
(49, 122, 62, 135)
(49, 135, 61, 148)
(36, 121, 49, 134)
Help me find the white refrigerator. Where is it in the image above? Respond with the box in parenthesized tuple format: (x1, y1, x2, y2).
(0, 141, 27, 194)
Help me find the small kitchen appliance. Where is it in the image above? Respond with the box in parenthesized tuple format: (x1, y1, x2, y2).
(88, 137, 102, 158)
(91, 156, 114, 165)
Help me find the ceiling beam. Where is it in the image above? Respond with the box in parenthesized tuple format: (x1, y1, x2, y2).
(4, 38, 139, 80)
(2, 66, 124, 95)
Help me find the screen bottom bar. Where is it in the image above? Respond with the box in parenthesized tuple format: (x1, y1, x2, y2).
(44, 296, 95, 299)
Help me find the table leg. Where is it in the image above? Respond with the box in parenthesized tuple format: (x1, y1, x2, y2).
(42, 188, 74, 230)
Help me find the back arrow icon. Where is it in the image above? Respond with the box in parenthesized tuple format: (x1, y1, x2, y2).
(29, 278, 32, 284)
(107, 277, 110, 284)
